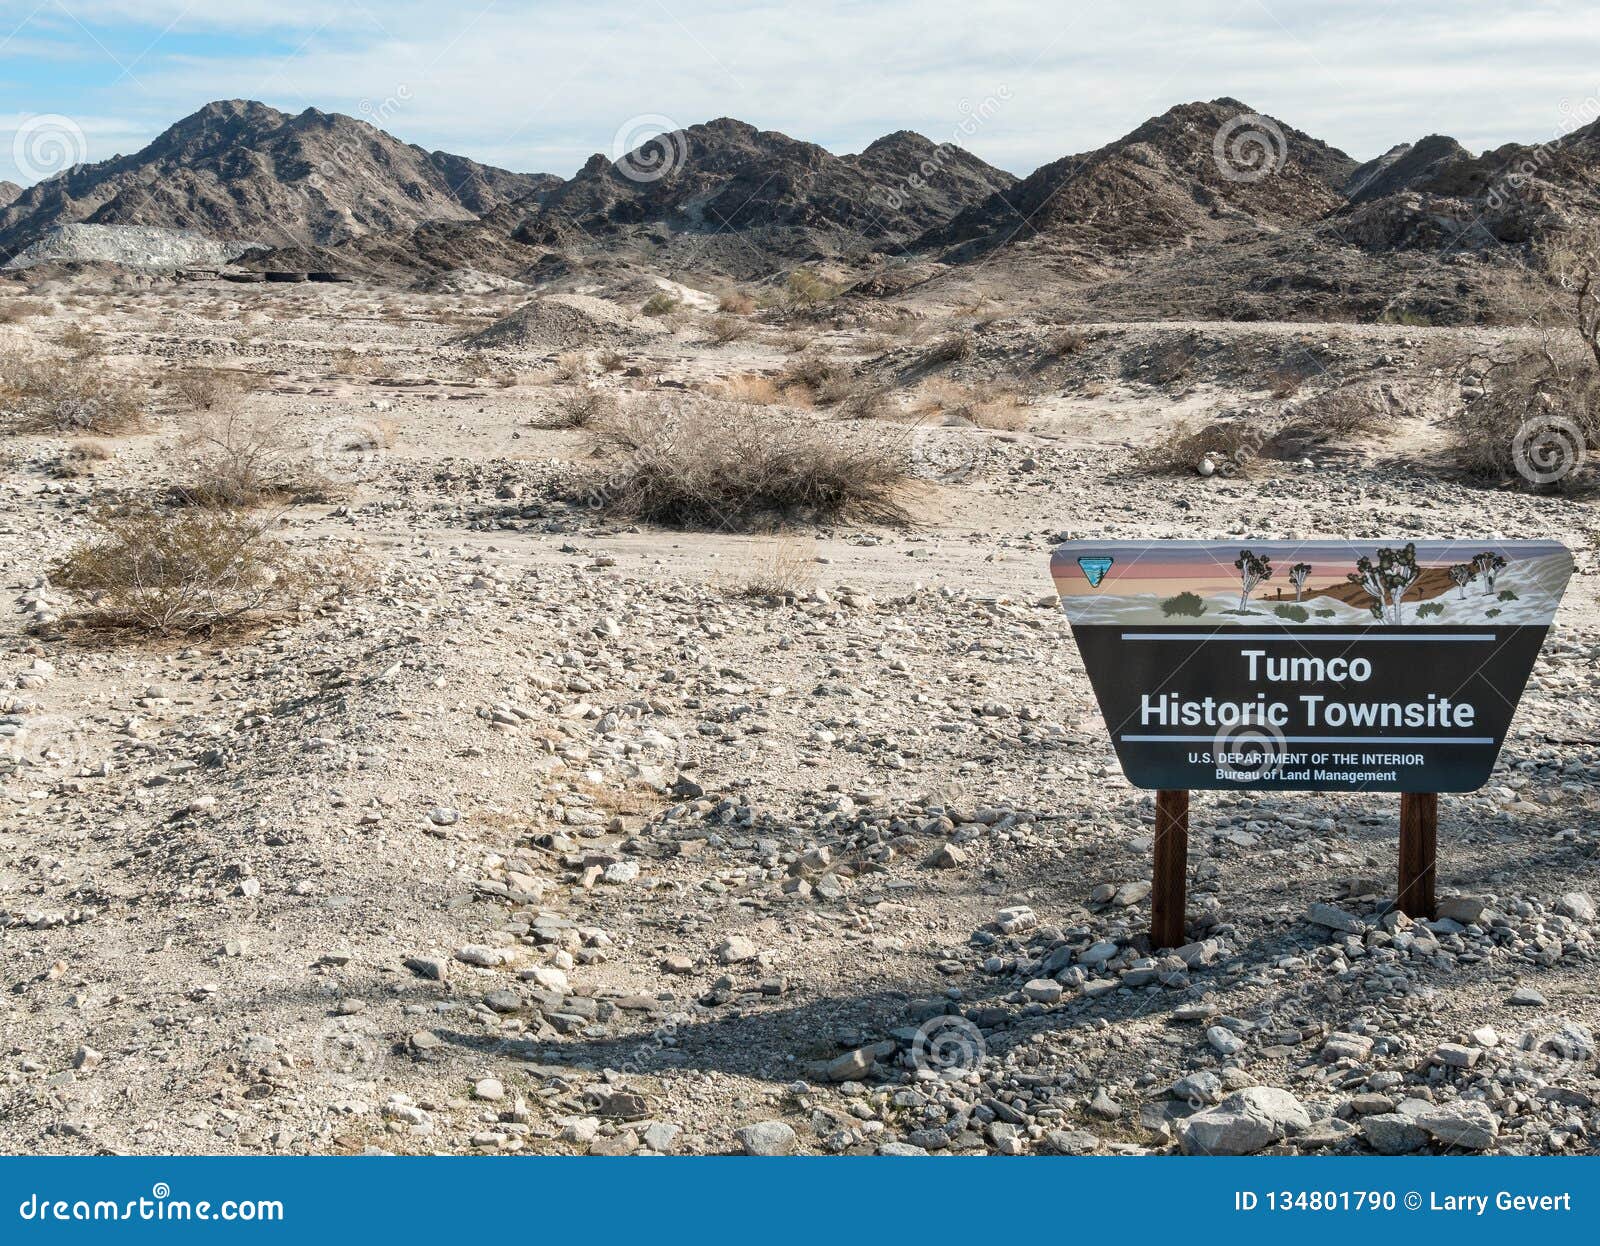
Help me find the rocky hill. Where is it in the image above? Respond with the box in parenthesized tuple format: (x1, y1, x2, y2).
(921, 100, 1358, 262)
(1345, 136, 1472, 203)
(0, 181, 21, 209)
(512, 118, 1018, 276)
(0, 100, 557, 259)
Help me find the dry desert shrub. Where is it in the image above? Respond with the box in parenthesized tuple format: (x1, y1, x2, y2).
(920, 331, 976, 368)
(328, 347, 390, 377)
(582, 398, 913, 529)
(1279, 384, 1395, 442)
(785, 268, 843, 306)
(712, 372, 784, 406)
(912, 379, 1027, 430)
(641, 291, 679, 317)
(705, 315, 754, 345)
(780, 352, 850, 404)
(547, 386, 617, 429)
(595, 349, 626, 373)
(1448, 345, 1598, 488)
(176, 406, 319, 507)
(53, 506, 359, 636)
(168, 366, 259, 413)
(834, 381, 894, 421)
(1141, 338, 1200, 386)
(0, 349, 146, 436)
(1136, 416, 1275, 476)
(552, 352, 590, 383)
(737, 538, 819, 600)
(1443, 247, 1600, 490)
(718, 290, 757, 315)
(1048, 326, 1091, 358)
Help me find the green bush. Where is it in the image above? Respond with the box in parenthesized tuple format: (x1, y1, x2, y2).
(1273, 603, 1309, 622)
(1161, 591, 1206, 618)
(1416, 601, 1444, 618)
(1497, 589, 1518, 602)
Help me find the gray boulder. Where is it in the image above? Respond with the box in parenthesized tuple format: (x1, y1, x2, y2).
(1176, 1087, 1310, 1155)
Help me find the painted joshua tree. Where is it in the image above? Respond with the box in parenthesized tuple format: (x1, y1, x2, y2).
(1472, 551, 1508, 595)
(1349, 542, 1421, 624)
(1448, 562, 1476, 599)
(1288, 562, 1311, 602)
(1234, 549, 1273, 613)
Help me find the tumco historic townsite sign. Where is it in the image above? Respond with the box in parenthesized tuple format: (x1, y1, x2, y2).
(1050, 539, 1574, 943)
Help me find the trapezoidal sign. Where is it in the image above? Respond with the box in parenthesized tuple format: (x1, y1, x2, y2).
(1051, 539, 1573, 793)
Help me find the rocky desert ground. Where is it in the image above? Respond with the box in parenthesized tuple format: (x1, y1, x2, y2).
(2, 267, 1597, 1159)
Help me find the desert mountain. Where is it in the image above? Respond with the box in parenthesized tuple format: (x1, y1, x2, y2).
(0, 181, 21, 209)
(0, 99, 557, 259)
(922, 99, 1357, 262)
(512, 118, 1018, 276)
(1345, 135, 1472, 202)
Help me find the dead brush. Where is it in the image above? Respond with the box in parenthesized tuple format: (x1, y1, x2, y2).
(912, 379, 1027, 430)
(834, 381, 894, 421)
(0, 349, 147, 436)
(704, 315, 754, 345)
(546, 387, 617, 429)
(175, 405, 325, 508)
(1448, 348, 1599, 488)
(582, 397, 914, 529)
(734, 537, 819, 601)
(919, 331, 976, 369)
(167, 366, 259, 414)
(552, 352, 590, 383)
(1138, 338, 1202, 387)
(1277, 384, 1396, 445)
(711, 372, 784, 406)
(52, 505, 362, 637)
(1136, 415, 1280, 476)
(780, 352, 849, 404)
(717, 290, 757, 315)
(1048, 326, 1091, 357)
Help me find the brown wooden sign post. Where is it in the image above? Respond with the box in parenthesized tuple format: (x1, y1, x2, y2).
(1050, 539, 1572, 950)
(1397, 791, 1439, 920)
(1150, 787, 1438, 947)
(1151, 790, 1189, 949)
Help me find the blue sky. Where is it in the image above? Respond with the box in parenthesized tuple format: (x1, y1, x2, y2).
(2, 0, 1598, 185)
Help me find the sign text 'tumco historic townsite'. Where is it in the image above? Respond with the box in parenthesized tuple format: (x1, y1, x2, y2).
(1052, 539, 1573, 793)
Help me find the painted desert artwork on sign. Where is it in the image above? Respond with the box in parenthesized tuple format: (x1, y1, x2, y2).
(1051, 540, 1573, 627)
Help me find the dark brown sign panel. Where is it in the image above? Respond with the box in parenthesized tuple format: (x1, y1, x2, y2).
(1051, 540, 1573, 793)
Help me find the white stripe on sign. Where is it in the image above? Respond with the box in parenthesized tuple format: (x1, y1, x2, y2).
(1119, 734, 1498, 744)
(1118, 633, 1497, 642)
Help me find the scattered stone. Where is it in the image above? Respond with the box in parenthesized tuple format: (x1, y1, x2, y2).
(1361, 1113, 1428, 1155)
(1176, 1088, 1310, 1156)
(735, 1120, 797, 1156)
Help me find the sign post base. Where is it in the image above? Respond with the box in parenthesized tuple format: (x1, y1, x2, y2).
(1398, 792, 1438, 920)
(1151, 789, 1189, 950)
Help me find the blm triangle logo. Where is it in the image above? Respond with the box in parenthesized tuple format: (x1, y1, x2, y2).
(1077, 555, 1112, 588)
